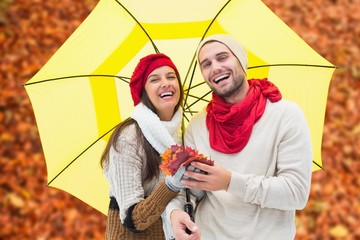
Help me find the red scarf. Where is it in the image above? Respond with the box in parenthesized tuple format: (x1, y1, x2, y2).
(206, 78, 282, 153)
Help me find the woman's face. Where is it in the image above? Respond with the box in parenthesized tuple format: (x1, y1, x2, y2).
(144, 65, 181, 121)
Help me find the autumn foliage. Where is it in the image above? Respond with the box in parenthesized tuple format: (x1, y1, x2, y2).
(0, 0, 359, 239)
(160, 144, 213, 176)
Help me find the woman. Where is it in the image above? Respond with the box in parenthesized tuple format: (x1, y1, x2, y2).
(100, 53, 187, 239)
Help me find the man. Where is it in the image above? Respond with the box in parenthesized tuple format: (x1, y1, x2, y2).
(166, 34, 313, 240)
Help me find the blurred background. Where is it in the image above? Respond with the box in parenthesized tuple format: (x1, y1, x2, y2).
(0, 0, 359, 239)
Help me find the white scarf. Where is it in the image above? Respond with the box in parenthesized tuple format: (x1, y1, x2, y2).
(131, 102, 183, 153)
(131, 102, 182, 240)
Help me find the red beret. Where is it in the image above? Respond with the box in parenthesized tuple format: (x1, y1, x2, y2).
(129, 53, 179, 106)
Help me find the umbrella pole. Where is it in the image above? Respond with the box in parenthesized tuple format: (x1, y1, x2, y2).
(182, 116, 194, 233)
(184, 188, 194, 234)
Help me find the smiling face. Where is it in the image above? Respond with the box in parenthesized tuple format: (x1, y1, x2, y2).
(198, 41, 248, 104)
(144, 65, 181, 121)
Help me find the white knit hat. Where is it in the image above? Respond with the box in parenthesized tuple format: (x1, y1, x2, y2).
(197, 34, 248, 73)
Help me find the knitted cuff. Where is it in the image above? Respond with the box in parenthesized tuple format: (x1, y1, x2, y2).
(165, 177, 182, 192)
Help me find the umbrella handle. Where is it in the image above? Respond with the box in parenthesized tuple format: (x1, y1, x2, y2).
(184, 188, 194, 234)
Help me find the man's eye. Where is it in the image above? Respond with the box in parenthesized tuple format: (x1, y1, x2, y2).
(202, 63, 210, 69)
(219, 56, 227, 61)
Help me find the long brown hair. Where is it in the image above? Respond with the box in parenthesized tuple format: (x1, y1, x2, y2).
(100, 72, 183, 182)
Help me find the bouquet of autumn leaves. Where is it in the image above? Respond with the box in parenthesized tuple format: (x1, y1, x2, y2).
(160, 144, 214, 176)
(160, 144, 214, 221)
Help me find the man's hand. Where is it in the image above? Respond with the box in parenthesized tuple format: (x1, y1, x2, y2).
(183, 162, 231, 191)
(171, 209, 201, 240)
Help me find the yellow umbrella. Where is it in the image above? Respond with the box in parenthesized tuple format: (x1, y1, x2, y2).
(24, 0, 335, 215)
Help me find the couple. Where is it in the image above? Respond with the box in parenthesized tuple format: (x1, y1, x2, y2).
(100, 34, 313, 240)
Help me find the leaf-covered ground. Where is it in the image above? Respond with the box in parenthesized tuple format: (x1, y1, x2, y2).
(1, 0, 359, 239)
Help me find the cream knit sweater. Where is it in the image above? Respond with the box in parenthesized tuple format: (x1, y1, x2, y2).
(166, 99, 313, 240)
(104, 103, 182, 239)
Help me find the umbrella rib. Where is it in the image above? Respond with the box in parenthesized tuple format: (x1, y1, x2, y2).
(183, 0, 231, 113)
(183, 0, 231, 85)
(182, 53, 197, 87)
(23, 75, 129, 86)
(248, 64, 337, 69)
(184, 81, 207, 91)
(183, 91, 211, 117)
(201, 0, 232, 40)
(47, 123, 121, 186)
(114, 0, 159, 52)
(312, 160, 323, 170)
(183, 58, 199, 108)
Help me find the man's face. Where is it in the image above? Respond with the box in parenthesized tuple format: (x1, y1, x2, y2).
(198, 41, 247, 102)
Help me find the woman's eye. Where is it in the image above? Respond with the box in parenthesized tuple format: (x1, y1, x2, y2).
(167, 74, 176, 80)
(150, 78, 159, 82)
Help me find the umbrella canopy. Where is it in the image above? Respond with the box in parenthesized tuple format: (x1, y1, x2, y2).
(24, 0, 335, 215)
